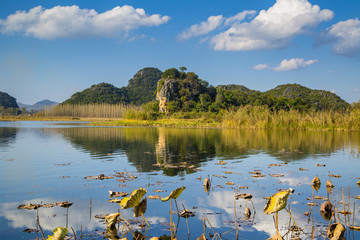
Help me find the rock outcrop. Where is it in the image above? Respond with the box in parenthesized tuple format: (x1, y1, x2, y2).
(156, 79, 179, 113)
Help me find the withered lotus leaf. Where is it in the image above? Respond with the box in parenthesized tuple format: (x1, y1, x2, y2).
(133, 198, 147, 218)
(264, 189, 291, 215)
(46, 227, 68, 240)
(311, 176, 321, 185)
(105, 213, 120, 230)
(161, 186, 186, 202)
(120, 188, 147, 209)
(327, 223, 345, 240)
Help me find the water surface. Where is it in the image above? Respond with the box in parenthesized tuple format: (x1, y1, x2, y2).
(0, 121, 359, 239)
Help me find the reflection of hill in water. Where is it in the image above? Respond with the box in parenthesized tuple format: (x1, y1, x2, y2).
(50, 127, 360, 174)
(0, 128, 18, 148)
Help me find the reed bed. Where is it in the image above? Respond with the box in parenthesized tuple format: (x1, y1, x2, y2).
(222, 105, 360, 131)
(42, 103, 140, 118)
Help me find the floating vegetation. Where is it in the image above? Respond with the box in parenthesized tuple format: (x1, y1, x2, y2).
(236, 193, 253, 200)
(161, 186, 186, 202)
(226, 181, 234, 185)
(108, 191, 128, 198)
(84, 174, 113, 180)
(215, 160, 227, 165)
(269, 173, 284, 178)
(329, 174, 342, 178)
(18, 203, 41, 210)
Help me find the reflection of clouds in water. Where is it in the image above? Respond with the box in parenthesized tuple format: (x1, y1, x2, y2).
(0, 198, 166, 232)
(278, 176, 310, 187)
(194, 189, 360, 238)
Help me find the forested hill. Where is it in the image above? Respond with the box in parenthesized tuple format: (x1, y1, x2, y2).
(63, 67, 162, 105)
(62, 67, 350, 112)
(0, 91, 18, 109)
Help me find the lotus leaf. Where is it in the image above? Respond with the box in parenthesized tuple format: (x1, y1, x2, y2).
(105, 213, 120, 229)
(133, 198, 147, 218)
(120, 188, 147, 209)
(264, 189, 291, 215)
(311, 176, 321, 185)
(161, 186, 186, 202)
(46, 227, 68, 240)
(327, 223, 345, 240)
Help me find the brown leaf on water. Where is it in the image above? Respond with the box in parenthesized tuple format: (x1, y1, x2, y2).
(197, 233, 207, 240)
(226, 181, 234, 185)
(299, 168, 308, 171)
(179, 209, 195, 218)
(314, 196, 327, 200)
(269, 164, 281, 167)
(327, 223, 345, 240)
(249, 170, 262, 175)
(224, 171, 233, 174)
(147, 195, 162, 200)
(338, 210, 352, 215)
(153, 189, 166, 193)
(109, 191, 128, 198)
(355, 195, 360, 200)
(244, 206, 251, 219)
(41, 203, 57, 208)
(84, 174, 112, 180)
(329, 174, 342, 178)
(320, 201, 332, 213)
(215, 160, 227, 165)
(204, 177, 211, 193)
(239, 186, 248, 189)
(57, 201, 73, 208)
(307, 202, 318, 206)
(252, 174, 266, 178)
(236, 193, 253, 200)
(23, 228, 38, 233)
(18, 203, 41, 210)
(349, 226, 360, 231)
(267, 233, 283, 240)
(269, 173, 284, 178)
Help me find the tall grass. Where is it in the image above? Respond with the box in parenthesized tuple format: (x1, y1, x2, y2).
(41, 104, 140, 118)
(222, 105, 360, 131)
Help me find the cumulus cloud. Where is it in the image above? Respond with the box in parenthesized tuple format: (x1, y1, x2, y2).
(253, 64, 270, 70)
(178, 15, 224, 40)
(0, 5, 170, 39)
(273, 58, 317, 71)
(253, 58, 317, 71)
(316, 18, 360, 57)
(209, 0, 333, 51)
(178, 10, 256, 40)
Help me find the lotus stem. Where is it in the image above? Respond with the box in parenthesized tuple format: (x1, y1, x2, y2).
(118, 212, 135, 237)
(141, 213, 150, 228)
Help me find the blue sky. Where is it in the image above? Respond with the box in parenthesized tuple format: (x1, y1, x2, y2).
(0, 0, 359, 104)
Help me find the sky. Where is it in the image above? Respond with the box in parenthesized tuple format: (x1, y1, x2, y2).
(0, 0, 359, 104)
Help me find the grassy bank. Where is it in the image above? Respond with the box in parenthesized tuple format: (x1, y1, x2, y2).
(3, 104, 359, 131)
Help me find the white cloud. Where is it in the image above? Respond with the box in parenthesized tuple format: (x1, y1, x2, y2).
(178, 15, 224, 40)
(210, 0, 333, 51)
(316, 18, 360, 57)
(178, 10, 256, 40)
(273, 58, 317, 71)
(253, 58, 317, 71)
(0, 5, 170, 39)
(252, 64, 270, 70)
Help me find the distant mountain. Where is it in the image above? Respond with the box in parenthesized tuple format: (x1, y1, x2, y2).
(18, 99, 58, 111)
(0, 91, 19, 109)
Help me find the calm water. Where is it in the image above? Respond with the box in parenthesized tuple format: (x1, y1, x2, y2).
(0, 121, 359, 239)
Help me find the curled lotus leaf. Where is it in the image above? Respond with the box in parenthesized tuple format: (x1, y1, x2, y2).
(204, 178, 210, 193)
(326, 180, 334, 188)
(161, 186, 186, 202)
(120, 188, 147, 209)
(133, 198, 147, 218)
(46, 227, 68, 240)
(327, 223, 345, 240)
(357, 180, 360, 187)
(105, 213, 120, 230)
(263, 189, 291, 215)
(311, 176, 321, 185)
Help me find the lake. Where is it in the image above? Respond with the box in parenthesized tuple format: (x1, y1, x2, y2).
(0, 121, 359, 239)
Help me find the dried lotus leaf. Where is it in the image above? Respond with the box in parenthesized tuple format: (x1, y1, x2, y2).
(161, 186, 186, 202)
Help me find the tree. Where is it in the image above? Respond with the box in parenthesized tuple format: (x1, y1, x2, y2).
(179, 66, 187, 72)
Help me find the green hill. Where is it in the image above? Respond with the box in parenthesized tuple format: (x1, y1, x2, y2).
(0, 91, 18, 109)
(62, 67, 350, 112)
(63, 67, 162, 105)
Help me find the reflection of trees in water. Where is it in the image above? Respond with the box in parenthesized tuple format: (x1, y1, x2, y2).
(0, 127, 18, 148)
(50, 127, 359, 175)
